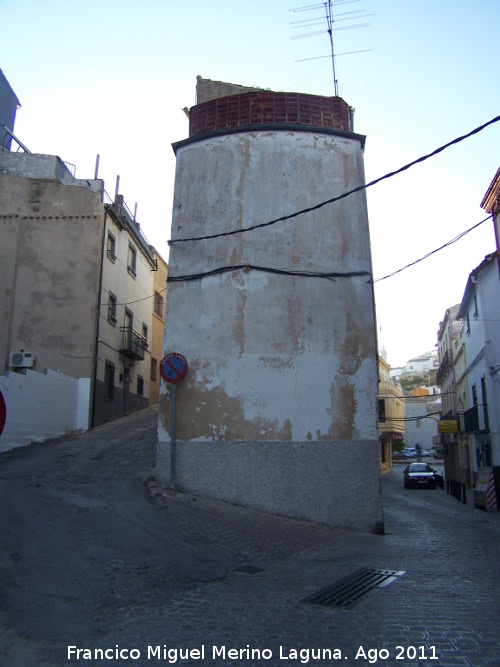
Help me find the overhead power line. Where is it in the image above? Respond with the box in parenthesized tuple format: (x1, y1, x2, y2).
(168, 114, 500, 246)
(388, 412, 442, 422)
(373, 215, 492, 283)
(167, 264, 370, 284)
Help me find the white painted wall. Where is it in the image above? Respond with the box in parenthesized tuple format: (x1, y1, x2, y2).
(461, 257, 500, 467)
(404, 397, 441, 449)
(162, 129, 378, 443)
(0, 369, 90, 452)
(158, 126, 383, 532)
(403, 351, 437, 375)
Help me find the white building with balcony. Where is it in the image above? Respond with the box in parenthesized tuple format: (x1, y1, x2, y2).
(456, 253, 500, 476)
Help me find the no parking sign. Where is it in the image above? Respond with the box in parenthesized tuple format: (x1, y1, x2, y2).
(160, 353, 188, 493)
(160, 352, 188, 384)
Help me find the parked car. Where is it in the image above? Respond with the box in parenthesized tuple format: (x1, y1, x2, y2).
(401, 448, 418, 458)
(392, 451, 406, 460)
(421, 449, 432, 457)
(403, 462, 437, 489)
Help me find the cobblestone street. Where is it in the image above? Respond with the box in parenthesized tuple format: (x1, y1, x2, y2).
(0, 407, 499, 667)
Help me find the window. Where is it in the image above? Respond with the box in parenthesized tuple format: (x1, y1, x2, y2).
(137, 375, 144, 397)
(142, 323, 148, 343)
(124, 309, 133, 331)
(108, 292, 117, 324)
(481, 376, 489, 431)
(104, 362, 115, 401)
(473, 294, 478, 319)
(481, 442, 492, 467)
(466, 312, 470, 335)
(472, 383, 478, 406)
(378, 399, 386, 423)
(127, 244, 137, 277)
(154, 291, 164, 318)
(151, 357, 158, 382)
(107, 233, 116, 262)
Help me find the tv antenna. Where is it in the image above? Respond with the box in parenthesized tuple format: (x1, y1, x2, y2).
(290, 1, 372, 96)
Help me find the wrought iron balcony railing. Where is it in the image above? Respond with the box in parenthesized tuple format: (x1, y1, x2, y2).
(460, 404, 489, 434)
(120, 327, 147, 361)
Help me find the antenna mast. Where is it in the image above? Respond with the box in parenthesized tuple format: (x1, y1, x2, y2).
(325, 1, 339, 96)
(290, 1, 371, 97)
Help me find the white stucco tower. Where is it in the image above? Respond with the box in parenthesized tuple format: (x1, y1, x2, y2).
(157, 78, 383, 532)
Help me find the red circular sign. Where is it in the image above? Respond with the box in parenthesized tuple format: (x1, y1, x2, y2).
(160, 352, 188, 384)
(0, 390, 6, 437)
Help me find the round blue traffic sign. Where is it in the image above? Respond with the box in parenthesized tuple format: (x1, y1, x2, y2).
(160, 352, 188, 384)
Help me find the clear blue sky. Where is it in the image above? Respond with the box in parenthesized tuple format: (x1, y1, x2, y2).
(2, 0, 499, 367)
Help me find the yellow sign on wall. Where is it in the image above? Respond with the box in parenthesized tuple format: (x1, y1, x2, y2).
(438, 420, 458, 433)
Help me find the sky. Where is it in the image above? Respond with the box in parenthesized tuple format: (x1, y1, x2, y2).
(2, 0, 499, 368)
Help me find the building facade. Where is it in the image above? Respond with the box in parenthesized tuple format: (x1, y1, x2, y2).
(456, 253, 500, 478)
(0, 151, 158, 444)
(434, 166, 500, 497)
(0, 156, 104, 386)
(378, 354, 405, 474)
(403, 350, 438, 377)
(453, 319, 473, 486)
(436, 304, 462, 481)
(157, 78, 383, 532)
(403, 391, 441, 452)
(94, 195, 157, 426)
(481, 167, 500, 278)
(0, 68, 20, 151)
(150, 249, 168, 406)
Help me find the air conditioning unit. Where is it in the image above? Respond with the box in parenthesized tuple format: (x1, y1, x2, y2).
(10, 351, 35, 368)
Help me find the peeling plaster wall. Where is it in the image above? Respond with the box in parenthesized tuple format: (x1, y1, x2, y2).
(157, 127, 382, 531)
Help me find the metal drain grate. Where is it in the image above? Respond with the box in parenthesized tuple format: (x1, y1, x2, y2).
(301, 567, 405, 608)
(233, 565, 264, 575)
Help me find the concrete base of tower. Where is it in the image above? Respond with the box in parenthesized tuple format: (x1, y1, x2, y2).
(156, 438, 384, 534)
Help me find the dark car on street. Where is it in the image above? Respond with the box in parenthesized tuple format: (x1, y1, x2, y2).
(403, 462, 437, 489)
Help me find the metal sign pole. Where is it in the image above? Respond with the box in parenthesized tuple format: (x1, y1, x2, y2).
(160, 352, 188, 496)
(170, 383, 177, 493)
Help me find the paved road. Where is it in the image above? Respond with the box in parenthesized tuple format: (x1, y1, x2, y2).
(0, 407, 499, 667)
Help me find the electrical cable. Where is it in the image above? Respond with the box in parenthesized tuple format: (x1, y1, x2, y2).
(167, 264, 371, 283)
(100, 286, 167, 307)
(101, 120, 498, 297)
(373, 215, 492, 283)
(167, 214, 491, 284)
(387, 412, 443, 421)
(168, 114, 500, 246)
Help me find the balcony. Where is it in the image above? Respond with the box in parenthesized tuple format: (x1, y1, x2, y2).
(461, 404, 489, 434)
(120, 327, 147, 361)
(436, 350, 452, 386)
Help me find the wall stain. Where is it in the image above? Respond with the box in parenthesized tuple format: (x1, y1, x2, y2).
(325, 377, 357, 440)
(232, 270, 247, 356)
(340, 308, 372, 376)
(171, 361, 294, 441)
(258, 355, 294, 370)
